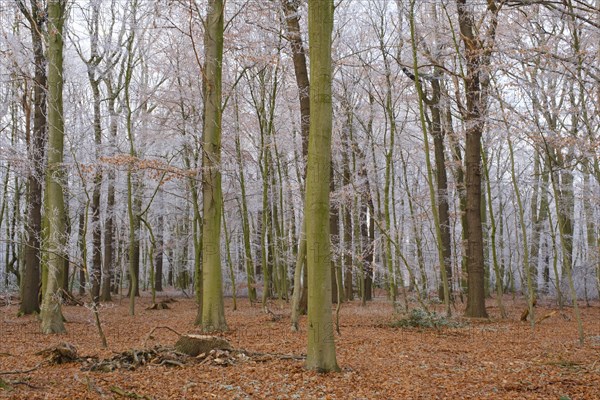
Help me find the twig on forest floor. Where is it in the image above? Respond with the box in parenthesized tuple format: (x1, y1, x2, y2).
(159, 359, 184, 367)
(1, 376, 39, 390)
(0, 363, 42, 375)
(237, 350, 305, 361)
(143, 326, 183, 347)
(10, 379, 38, 389)
(536, 310, 557, 324)
(60, 289, 84, 306)
(110, 385, 152, 399)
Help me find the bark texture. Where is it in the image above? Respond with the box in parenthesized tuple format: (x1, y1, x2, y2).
(305, 0, 339, 372)
(201, 0, 227, 332)
(40, 0, 67, 334)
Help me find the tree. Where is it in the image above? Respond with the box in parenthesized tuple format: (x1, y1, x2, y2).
(40, 0, 67, 334)
(305, 0, 339, 373)
(201, 0, 227, 332)
(17, 0, 47, 316)
(124, 0, 141, 315)
(455, 0, 501, 318)
(234, 94, 257, 303)
(282, 0, 311, 330)
(408, 0, 450, 315)
(75, 0, 104, 303)
(102, 34, 124, 301)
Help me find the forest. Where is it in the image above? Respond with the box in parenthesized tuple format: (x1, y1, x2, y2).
(0, 0, 599, 398)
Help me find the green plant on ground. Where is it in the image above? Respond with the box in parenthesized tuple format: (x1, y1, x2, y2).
(391, 308, 465, 329)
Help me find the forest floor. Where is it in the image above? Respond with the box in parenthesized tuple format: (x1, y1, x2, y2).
(0, 291, 599, 399)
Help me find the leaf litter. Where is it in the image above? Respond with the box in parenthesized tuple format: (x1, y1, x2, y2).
(0, 294, 599, 399)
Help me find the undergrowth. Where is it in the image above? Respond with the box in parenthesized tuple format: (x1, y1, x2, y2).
(391, 308, 465, 329)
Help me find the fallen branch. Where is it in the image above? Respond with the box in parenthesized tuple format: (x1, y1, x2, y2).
(237, 350, 305, 361)
(110, 385, 152, 399)
(0, 363, 42, 375)
(9, 379, 38, 389)
(60, 289, 84, 306)
(536, 310, 557, 324)
(143, 326, 182, 347)
(158, 359, 184, 367)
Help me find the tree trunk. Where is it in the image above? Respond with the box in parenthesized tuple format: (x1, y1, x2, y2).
(89, 82, 102, 303)
(481, 149, 506, 317)
(341, 110, 353, 301)
(330, 163, 340, 304)
(61, 188, 71, 295)
(456, 0, 499, 318)
(201, 0, 227, 332)
(428, 80, 452, 303)
(40, 0, 67, 334)
(101, 75, 119, 302)
(124, 10, 140, 315)
(305, 0, 339, 372)
(155, 212, 164, 292)
(290, 226, 306, 331)
(234, 101, 257, 302)
(101, 169, 115, 301)
(464, 131, 487, 317)
(282, 0, 310, 157)
(407, 7, 451, 312)
(282, 0, 311, 320)
(19, 0, 47, 316)
(446, 107, 468, 298)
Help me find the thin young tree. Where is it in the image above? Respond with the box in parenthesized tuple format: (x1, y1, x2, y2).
(282, 0, 311, 330)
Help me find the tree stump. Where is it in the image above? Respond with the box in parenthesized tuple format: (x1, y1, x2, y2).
(36, 343, 78, 364)
(174, 335, 232, 357)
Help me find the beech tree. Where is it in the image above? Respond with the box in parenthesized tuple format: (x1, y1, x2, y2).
(40, 0, 67, 334)
(455, 0, 501, 318)
(305, 0, 339, 373)
(1, 0, 598, 349)
(282, 0, 311, 330)
(201, 0, 227, 332)
(16, 0, 47, 316)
